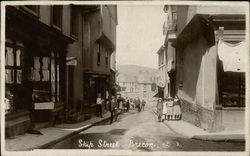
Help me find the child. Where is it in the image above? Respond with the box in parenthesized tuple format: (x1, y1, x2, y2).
(173, 96, 181, 120)
(162, 98, 168, 120)
(168, 97, 174, 120)
(156, 98, 163, 122)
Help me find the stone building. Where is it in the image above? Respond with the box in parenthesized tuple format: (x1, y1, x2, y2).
(156, 46, 169, 98)
(117, 71, 158, 103)
(163, 5, 246, 132)
(4, 4, 117, 137)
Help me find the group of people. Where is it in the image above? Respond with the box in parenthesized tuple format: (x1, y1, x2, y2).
(128, 97, 146, 112)
(156, 96, 182, 122)
(117, 97, 146, 112)
(96, 93, 148, 124)
(96, 93, 118, 124)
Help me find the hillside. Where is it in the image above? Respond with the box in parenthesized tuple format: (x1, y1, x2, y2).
(117, 65, 157, 76)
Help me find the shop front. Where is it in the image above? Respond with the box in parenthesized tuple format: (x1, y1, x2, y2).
(5, 6, 74, 137)
(83, 73, 110, 114)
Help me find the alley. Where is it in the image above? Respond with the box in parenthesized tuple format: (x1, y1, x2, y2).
(49, 105, 245, 151)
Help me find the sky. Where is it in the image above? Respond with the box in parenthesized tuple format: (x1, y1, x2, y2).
(116, 5, 167, 69)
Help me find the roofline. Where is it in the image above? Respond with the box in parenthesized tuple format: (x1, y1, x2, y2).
(156, 45, 165, 54)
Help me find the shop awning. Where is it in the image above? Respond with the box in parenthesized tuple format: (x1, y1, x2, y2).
(218, 40, 246, 72)
(173, 14, 215, 49)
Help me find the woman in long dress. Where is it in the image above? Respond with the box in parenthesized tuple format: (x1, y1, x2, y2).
(168, 97, 174, 120)
(156, 98, 163, 122)
(173, 96, 181, 120)
(162, 98, 168, 120)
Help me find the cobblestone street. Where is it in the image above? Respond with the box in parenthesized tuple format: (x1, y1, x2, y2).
(49, 105, 245, 151)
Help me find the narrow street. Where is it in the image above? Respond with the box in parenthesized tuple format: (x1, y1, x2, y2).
(49, 105, 245, 151)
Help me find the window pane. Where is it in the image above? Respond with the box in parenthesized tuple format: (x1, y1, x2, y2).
(16, 70, 22, 84)
(52, 6, 62, 28)
(16, 49, 21, 66)
(71, 6, 78, 37)
(34, 56, 40, 69)
(5, 69, 14, 84)
(42, 70, 50, 81)
(33, 69, 40, 81)
(42, 57, 50, 82)
(5, 47, 14, 66)
(57, 62, 60, 102)
(51, 52, 56, 102)
(42, 57, 50, 70)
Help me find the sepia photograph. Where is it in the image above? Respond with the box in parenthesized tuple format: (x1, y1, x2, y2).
(1, 1, 249, 155)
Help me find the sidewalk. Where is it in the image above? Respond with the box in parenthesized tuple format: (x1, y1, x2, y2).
(152, 108, 245, 142)
(6, 111, 121, 151)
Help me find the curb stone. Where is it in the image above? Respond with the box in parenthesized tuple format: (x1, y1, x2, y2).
(30, 111, 123, 150)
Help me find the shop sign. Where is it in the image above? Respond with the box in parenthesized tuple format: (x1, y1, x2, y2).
(66, 57, 77, 66)
(34, 102, 55, 110)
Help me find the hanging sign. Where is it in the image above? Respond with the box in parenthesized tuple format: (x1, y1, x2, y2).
(34, 102, 55, 110)
(66, 57, 77, 66)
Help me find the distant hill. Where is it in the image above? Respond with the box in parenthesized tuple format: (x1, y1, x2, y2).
(117, 65, 158, 77)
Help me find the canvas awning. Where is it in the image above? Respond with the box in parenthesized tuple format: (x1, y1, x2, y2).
(218, 40, 246, 72)
(173, 14, 215, 49)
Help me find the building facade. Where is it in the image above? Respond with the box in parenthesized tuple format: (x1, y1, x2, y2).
(163, 5, 246, 132)
(5, 5, 117, 137)
(117, 71, 158, 103)
(117, 73, 139, 99)
(82, 5, 118, 112)
(156, 46, 169, 98)
(5, 5, 74, 137)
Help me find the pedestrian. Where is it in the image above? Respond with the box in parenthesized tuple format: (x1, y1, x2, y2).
(141, 99, 146, 111)
(166, 98, 172, 120)
(136, 97, 141, 112)
(133, 98, 137, 110)
(117, 96, 122, 109)
(110, 96, 118, 124)
(96, 93, 104, 118)
(173, 96, 182, 120)
(130, 98, 134, 110)
(162, 98, 168, 120)
(126, 98, 130, 112)
(156, 98, 163, 122)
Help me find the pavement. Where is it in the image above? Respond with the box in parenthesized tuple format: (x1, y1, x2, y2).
(152, 108, 245, 142)
(5, 111, 121, 151)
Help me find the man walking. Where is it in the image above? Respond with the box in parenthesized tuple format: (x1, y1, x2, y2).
(141, 99, 146, 111)
(137, 97, 141, 112)
(110, 96, 118, 124)
(126, 97, 130, 112)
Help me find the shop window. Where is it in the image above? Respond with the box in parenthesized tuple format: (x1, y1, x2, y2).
(218, 40, 246, 107)
(52, 5, 63, 29)
(70, 5, 78, 38)
(97, 44, 101, 65)
(22, 5, 40, 17)
(31, 51, 60, 103)
(5, 42, 24, 114)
